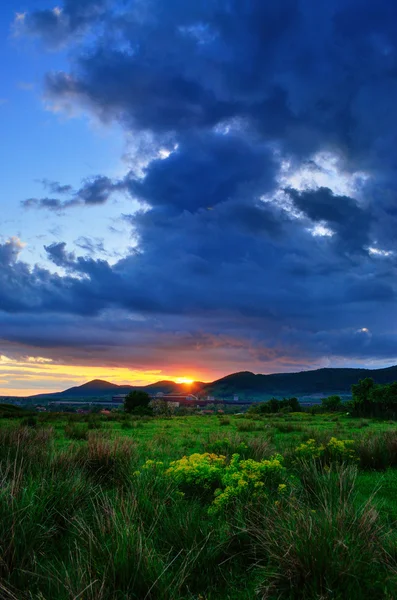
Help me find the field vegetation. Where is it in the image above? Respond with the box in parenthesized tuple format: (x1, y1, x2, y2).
(1, 408, 397, 599)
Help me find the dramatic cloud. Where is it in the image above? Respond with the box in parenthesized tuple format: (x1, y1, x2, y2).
(127, 132, 277, 212)
(5, 0, 397, 384)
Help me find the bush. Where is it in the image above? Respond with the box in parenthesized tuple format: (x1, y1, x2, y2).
(124, 390, 153, 415)
(166, 453, 226, 498)
(294, 437, 357, 465)
(210, 453, 286, 514)
(166, 451, 286, 514)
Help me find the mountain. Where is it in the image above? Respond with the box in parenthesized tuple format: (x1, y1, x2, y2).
(26, 365, 397, 401)
(201, 366, 397, 399)
(29, 379, 205, 400)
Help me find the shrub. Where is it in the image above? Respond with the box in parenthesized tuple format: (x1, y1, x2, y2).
(167, 450, 286, 514)
(218, 417, 231, 426)
(166, 453, 226, 497)
(210, 453, 286, 514)
(294, 437, 357, 465)
(124, 390, 153, 415)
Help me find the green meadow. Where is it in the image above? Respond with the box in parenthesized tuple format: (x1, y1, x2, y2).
(1, 410, 397, 599)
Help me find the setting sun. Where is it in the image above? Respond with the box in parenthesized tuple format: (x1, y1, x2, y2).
(174, 377, 195, 385)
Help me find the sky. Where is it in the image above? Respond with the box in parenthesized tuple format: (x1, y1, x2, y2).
(2, 0, 397, 396)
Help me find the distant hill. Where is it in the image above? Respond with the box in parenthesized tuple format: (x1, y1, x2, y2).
(29, 379, 205, 400)
(26, 365, 397, 401)
(201, 366, 397, 399)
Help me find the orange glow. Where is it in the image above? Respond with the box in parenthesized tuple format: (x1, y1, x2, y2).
(174, 377, 195, 385)
(0, 354, 206, 396)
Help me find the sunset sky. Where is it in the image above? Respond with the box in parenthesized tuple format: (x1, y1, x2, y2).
(2, 0, 397, 396)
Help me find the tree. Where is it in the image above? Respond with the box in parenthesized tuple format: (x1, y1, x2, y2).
(321, 395, 342, 412)
(352, 378, 375, 415)
(150, 399, 173, 417)
(124, 390, 152, 415)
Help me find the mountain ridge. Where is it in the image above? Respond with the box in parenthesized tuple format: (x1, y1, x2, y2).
(22, 364, 397, 400)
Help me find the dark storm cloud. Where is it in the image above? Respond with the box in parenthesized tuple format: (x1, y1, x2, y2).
(127, 132, 277, 212)
(7, 0, 397, 369)
(287, 187, 373, 251)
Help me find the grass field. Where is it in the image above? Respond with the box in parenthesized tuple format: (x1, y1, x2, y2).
(1, 411, 397, 599)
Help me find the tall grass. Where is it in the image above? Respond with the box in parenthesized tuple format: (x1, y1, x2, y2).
(204, 431, 274, 460)
(248, 463, 397, 599)
(355, 430, 397, 470)
(0, 420, 397, 599)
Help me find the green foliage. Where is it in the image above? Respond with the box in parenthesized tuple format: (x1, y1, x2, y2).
(249, 396, 301, 415)
(166, 450, 286, 513)
(1, 413, 397, 598)
(295, 437, 357, 464)
(205, 436, 249, 456)
(321, 394, 342, 411)
(275, 421, 303, 433)
(20, 415, 38, 427)
(64, 422, 89, 440)
(124, 390, 153, 415)
(249, 464, 397, 600)
(211, 453, 286, 513)
(0, 403, 33, 419)
(236, 419, 263, 432)
(75, 432, 137, 486)
(355, 430, 397, 470)
(166, 452, 226, 495)
(351, 377, 397, 417)
(150, 398, 173, 416)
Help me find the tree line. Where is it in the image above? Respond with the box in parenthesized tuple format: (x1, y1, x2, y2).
(123, 378, 397, 419)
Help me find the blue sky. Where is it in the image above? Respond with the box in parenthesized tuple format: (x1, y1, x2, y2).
(2, 0, 397, 395)
(1, 1, 132, 268)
